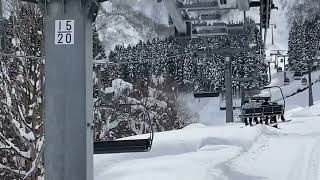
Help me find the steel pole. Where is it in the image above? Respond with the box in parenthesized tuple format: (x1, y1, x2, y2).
(263, 0, 268, 49)
(308, 62, 314, 106)
(268, 62, 271, 81)
(44, 0, 93, 180)
(225, 56, 233, 123)
(271, 25, 274, 45)
(283, 56, 286, 83)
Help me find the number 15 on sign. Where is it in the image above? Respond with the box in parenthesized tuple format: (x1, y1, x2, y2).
(55, 20, 74, 45)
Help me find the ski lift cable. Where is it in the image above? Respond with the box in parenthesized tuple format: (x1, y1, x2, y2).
(0, 53, 44, 60)
(95, 52, 195, 66)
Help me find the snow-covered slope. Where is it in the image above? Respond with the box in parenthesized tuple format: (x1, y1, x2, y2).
(94, 100, 320, 180)
(181, 69, 320, 126)
(94, 69, 320, 180)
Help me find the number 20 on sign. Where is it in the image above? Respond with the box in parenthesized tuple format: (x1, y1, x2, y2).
(55, 20, 74, 45)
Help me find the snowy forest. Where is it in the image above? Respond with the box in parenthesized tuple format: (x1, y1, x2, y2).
(287, 0, 320, 72)
(94, 19, 269, 141)
(0, 0, 319, 179)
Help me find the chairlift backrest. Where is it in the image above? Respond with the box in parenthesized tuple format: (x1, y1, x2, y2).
(294, 71, 302, 76)
(251, 96, 271, 102)
(284, 77, 290, 82)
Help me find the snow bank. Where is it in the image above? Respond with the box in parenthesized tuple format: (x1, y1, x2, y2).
(94, 123, 280, 180)
(289, 101, 320, 117)
(95, 101, 320, 180)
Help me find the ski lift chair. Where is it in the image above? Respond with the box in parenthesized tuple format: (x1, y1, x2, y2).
(277, 67, 282, 72)
(284, 77, 290, 85)
(194, 92, 220, 98)
(293, 71, 302, 80)
(301, 77, 308, 86)
(193, 78, 220, 98)
(94, 103, 154, 154)
(242, 86, 286, 125)
(251, 96, 271, 102)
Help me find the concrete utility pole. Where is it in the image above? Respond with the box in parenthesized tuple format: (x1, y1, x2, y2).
(225, 56, 233, 123)
(42, 0, 99, 179)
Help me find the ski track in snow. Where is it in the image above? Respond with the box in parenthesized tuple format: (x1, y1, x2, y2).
(230, 126, 320, 180)
(95, 118, 320, 180)
(285, 135, 320, 180)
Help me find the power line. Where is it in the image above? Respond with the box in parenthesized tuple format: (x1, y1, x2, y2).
(93, 52, 194, 66)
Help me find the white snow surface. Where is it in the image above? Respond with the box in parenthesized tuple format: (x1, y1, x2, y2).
(94, 70, 320, 180)
(95, 103, 320, 180)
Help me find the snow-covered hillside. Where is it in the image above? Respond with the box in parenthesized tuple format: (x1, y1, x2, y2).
(96, 1, 173, 55)
(94, 100, 320, 180)
(94, 70, 320, 180)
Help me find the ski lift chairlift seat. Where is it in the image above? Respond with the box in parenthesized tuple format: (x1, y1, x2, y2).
(293, 71, 303, 80)
(242, 86, 286, 120)
(301, 77, 308, 85)
(94, 103, 154, 154)
(284, 77, 290, 85)
(194, 92, 220, 98)
(94, 138, 152, 154)
(251, 96, 271, 102)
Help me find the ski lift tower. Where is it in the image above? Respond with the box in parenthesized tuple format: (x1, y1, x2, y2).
(19, 0, 104, 179)
(161, 0, 251, 123)
(161, 0, 276, 123)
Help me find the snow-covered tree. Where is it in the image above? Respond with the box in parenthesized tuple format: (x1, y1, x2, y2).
(0, 4, 44, 180)
(288, 14, 320, 71)
(94, 79, 199, 140)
